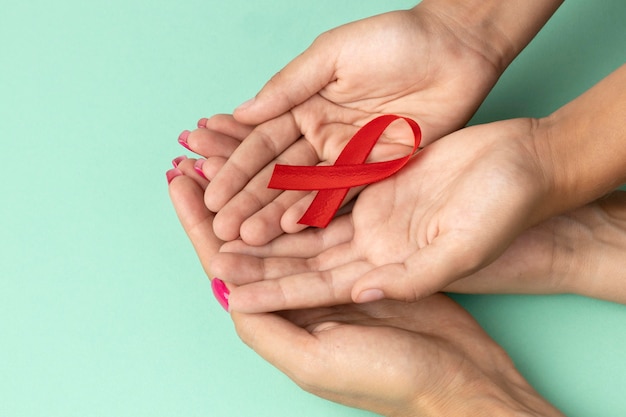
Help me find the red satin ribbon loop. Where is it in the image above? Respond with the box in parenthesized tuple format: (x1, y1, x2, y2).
(268, 115, 421, 228)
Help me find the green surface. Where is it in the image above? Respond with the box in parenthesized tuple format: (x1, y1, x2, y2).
(1, 1, 625, 416)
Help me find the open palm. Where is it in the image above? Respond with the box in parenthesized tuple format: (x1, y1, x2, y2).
(192, 5, 504, 245)
(231, 294, 562, 416)
(212, 119, 555, 311)
(167, 165, 562, 417)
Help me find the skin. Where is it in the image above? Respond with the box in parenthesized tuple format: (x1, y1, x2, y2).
(214, 118, 553, 310)
(168, 160, 568, 416)
(168, 116, 626, 415)
(166, 2, 624, 413)
(231, 296, 565, 417)
(187, 0, 562, 245)
(182, 63, 626, 312)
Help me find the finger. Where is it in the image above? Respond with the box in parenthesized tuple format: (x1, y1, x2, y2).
(281, 186, 363, 234)
(233, 34, 337, 125)
(215, 240, 359, 289)
(239, 188, 311, 246)
(200, 156, 227, 181)
(220, 215, 354, 258)
(228, 260, 372, 313)
(210, 252, 314, 285)
(202, 114, 254, 140)
(214, 216, 356, 284)
(240, 161, 361, 244)
(210, 136, 318, 241)
(231, 311, 318, 386)
(204, 112, 302, 212)
(175, 157, 209, 188)
(168, 173, 222, 276)
(352, 233, 484, 303)
(185, 127, 243, 159)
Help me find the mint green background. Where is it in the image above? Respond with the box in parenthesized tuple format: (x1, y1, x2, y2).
(1, 1, 625, 416)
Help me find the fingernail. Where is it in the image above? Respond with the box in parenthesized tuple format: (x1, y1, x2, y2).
(211, 278, 230, 311)
(178, 130, 191, 151)
(355, 289, 385, 304)
(235, 98, 255, 111)
(194, 158, 207, 179)
(197, 117, 208, 128)
(172, 155, 187, 168)
(166, 168, 183, 184)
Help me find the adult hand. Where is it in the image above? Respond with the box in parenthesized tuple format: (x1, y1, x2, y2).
(176, 115, 626, 309)
(232, 295, 564, 417)
(213, 118, 557, 311)
(202, 64, 626, 310)
(189, 0, 563, 245)
(167, 165, 563, 417)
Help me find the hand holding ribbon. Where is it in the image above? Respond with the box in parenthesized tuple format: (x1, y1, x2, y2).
(197, 6, 509, 245)
(213, 118, 557, 312)
(269, 115, 421, 228)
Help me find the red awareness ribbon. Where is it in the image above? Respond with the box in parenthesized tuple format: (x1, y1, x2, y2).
(268, 114, 421, 228)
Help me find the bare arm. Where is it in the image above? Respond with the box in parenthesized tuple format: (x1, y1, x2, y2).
(537, 64, 626, 217)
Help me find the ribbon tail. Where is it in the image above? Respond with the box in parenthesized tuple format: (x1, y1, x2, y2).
(298, 188, 348, 228)
(266, 114, 422, 228)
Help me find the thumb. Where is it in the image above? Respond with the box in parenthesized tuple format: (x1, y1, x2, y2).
(351, 235, 486, 303)
(231, 311, 318, 383)
(233, 34, 337, 125)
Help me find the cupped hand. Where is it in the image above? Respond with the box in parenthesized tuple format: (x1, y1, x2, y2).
(191, 4, 505, 245)
(212, 118, 559, 311)
(167, 173, 561, 416)
(232, 294, 564, 417)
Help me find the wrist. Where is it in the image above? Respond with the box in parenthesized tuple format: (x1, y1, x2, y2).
(414, 0, 563, 73)
(401, 369, 563, 417)
(395, 337, 563, 417)
(550, 191, 626, 303)
(532, 65, 626, 218)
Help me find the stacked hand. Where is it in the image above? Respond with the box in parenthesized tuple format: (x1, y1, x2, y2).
(166, 2, 626, 415)
(169, 93, 626, 414)
(183, 3, 507, 245)
(209, 118, 555, 311)
(168, 159, 569, 417)
(168, 148, 626, 417)
(179, 61, 626, 312)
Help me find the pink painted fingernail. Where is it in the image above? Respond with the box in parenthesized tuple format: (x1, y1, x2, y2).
(194, 158, 207, 179)
(166, 168, 183, 184)
(172, 155, 187, 167)
(197, 118, 208, 128)
(178, 130, 191, 151)
(211, 278, 230, 311)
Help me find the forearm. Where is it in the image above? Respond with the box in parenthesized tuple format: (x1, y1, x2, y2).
(537, 64, 626, 217)
(415, 0, 563, 72)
